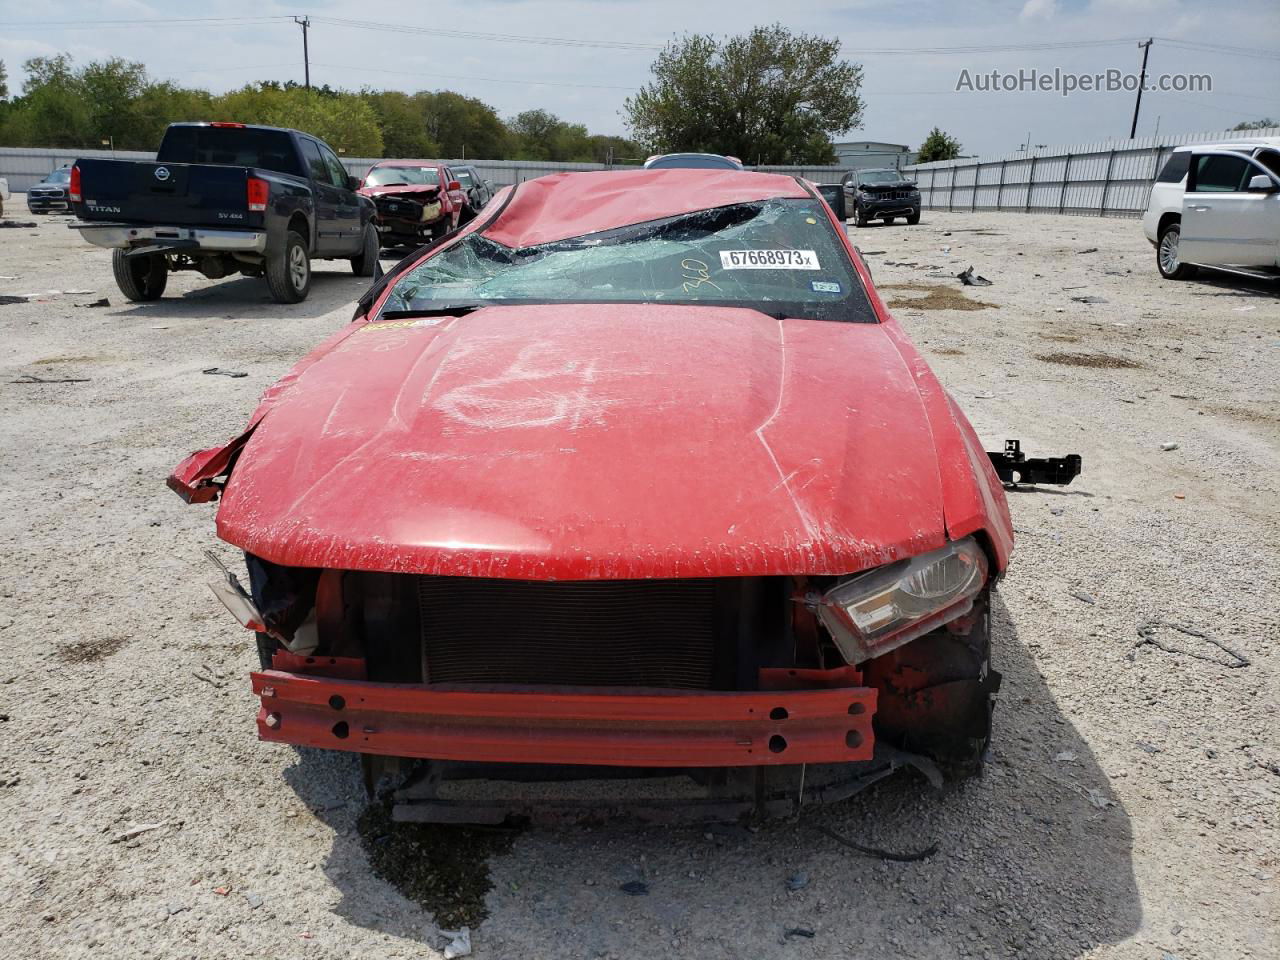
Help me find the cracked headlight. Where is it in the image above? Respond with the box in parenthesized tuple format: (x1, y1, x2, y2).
(816, 537, 988, 664)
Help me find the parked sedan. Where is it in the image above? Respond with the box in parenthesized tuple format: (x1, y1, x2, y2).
(450, 164, 494, 214)
(170, 169, 1079, 822)
(27, 166, 74, 214)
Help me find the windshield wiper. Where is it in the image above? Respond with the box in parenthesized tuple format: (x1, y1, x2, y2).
(378, 304, 487, 320)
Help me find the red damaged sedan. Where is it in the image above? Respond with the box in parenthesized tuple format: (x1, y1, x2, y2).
(171, 170, 1079, 822)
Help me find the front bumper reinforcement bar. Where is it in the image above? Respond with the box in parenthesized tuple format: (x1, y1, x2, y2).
(251, 669, 878, 768)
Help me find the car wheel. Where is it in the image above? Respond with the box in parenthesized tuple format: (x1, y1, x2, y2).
(862, 588, 1000, 780)
(906, 211, 921, 225)
(854, 205, 869, 228)
(111, 249, 168, 301)
(1157, 222, 1198, 280)
(350, 223, 380, 277)
(266, 230, 311, 303)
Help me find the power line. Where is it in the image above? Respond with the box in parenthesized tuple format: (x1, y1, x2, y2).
(309, 61, 637, 91)
(1152, 38, 1280, 62)
(308, 16, 660, 51)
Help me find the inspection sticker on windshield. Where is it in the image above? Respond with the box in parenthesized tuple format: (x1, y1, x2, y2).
(719, 249, 819, 270)
(811, 280, 842, 294)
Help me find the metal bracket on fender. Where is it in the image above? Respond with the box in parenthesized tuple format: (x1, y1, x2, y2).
(987, 439, 1082, 486)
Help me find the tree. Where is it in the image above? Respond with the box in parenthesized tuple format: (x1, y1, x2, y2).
(415, 91, 508, 159)
(363, 90, 438, 157)
(0, 60, 8, 101)
(916, 127, 962, 163)
(624, 24, 864, 165)
(1232, 118, 1279, 131)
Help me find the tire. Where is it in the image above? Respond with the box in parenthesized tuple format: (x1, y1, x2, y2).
(906, 211, 921, 225)
(854, 205, 869, 228)
(862, 589, 1000, 780)
(266, 230, 311, 303)
(1157, 221, 1198, 280)
(111, 249, 168, 301)
(350, 223, 380, 277)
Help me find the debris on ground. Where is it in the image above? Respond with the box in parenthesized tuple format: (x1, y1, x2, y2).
(1069, 590, 1096, 605)
(1036, 352, 1141, 369)
(1086, 788, 1116, 810)
(201, 367, 248, 378)
(619, 880, 649, 896)
(784, 928, 817, 939)
(0, 296, 30, 306)
(441, 927, 472, 959)
(1135, 619, 1250, 668)
(76, 298, 110, 308)
(785, 871, 809, 892)
(813, 823, 938, 862)
(244, 892, 264, 910)
(1071, 295, 1109, 304)
(10, 374, 90, 385)
(1160, 442, 1179, 451)
(0, 221, 39, 229)
(1054, 750, 1078, 763)
(1077, 247, 1099, 254)
(956, 265, 993, 286)
(111, 820, 175, 844)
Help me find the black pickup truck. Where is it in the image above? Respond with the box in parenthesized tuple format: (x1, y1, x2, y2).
(68, 122, 380, 303)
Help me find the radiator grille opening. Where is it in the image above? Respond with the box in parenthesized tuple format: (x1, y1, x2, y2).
(416, 577, 721, 689)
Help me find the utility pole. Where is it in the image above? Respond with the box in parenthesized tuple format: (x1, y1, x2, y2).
(1129, 38, 1153, 140)
(294, 16, 311, 90)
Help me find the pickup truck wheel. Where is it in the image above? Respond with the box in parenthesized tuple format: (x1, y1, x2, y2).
(350, 223, 380, 277)
(112, 249, 168, 301)
(267, 231, 311, 303)
(1157, 222, 1198, 280)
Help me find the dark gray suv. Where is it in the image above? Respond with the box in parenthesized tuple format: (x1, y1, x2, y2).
(27, 166, 74, 214)
(841, 168, 921, 227)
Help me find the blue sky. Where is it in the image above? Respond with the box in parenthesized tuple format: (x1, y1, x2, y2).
(2, 0, 1278, 155)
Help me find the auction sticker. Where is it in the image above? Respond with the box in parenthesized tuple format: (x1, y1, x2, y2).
(719, 249, 819, 270)
(811, 280, 842, 294)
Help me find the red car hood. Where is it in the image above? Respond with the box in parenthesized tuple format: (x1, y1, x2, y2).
(215, 304, 952, 579)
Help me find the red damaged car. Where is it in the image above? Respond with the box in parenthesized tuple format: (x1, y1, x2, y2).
(172, 170, 1079, 823)
(358, 160, 471, 248)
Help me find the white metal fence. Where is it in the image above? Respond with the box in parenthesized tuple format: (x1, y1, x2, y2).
(0, 146, 860, 194)
(901, 125, 1280, 219)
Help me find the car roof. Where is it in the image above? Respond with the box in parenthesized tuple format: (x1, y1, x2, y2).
(483, 169, 810, 248)
(1173, 137, 1280, 153)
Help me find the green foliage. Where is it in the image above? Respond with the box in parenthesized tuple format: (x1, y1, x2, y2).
(415, 92, 508, 159)
(624, 24, 864, 165)
(1232, 118, 1279, 131)
(0, 60, 9, 101)
(0, 52, 633, 161)
(916, 127, 963, 163)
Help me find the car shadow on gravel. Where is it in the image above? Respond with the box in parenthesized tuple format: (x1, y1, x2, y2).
(280, 592, 1140, 959)
(111, 265, 396, 321)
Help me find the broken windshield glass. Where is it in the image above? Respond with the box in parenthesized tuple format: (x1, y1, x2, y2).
(377, 198, 876, 324)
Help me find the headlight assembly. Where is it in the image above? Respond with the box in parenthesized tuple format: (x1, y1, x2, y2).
(815, 537, 988, 664)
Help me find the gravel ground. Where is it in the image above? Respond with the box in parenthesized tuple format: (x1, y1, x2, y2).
(0, 201, 1276, 960)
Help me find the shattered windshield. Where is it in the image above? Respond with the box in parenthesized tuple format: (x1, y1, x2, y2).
(378, 198, 875, 324)
(366, 166, 440, 187)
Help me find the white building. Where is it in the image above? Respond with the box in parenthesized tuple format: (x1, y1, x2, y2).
(833, 141, 916, 170)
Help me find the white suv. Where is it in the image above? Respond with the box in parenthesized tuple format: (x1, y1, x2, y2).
(1143, 138, 1280, 280)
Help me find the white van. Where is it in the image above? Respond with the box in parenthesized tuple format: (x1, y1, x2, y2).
(1143, 138, 1280, 280)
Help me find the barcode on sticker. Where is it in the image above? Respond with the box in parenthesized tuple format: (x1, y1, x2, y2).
(719, 249, 819, 270)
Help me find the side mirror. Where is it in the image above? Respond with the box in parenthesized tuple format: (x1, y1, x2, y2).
(1247, 173, 1277, 192)
(348, 175, 362, 191)
(447, 180, 462, 192)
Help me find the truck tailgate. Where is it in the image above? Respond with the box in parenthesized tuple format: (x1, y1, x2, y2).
(75, 158, 257, 228)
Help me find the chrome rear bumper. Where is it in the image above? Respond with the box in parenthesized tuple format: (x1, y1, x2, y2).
(70, 222, 267, 254)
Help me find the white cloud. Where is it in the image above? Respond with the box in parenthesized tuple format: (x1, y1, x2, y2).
(1019, 0, 1058, 21)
